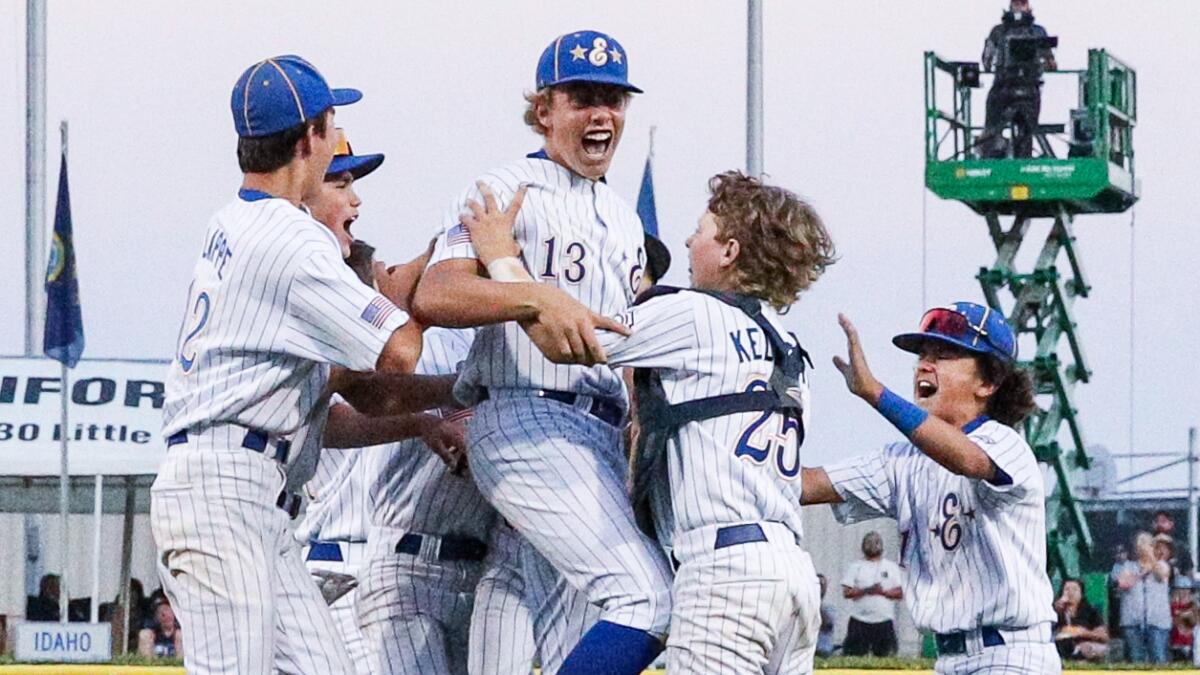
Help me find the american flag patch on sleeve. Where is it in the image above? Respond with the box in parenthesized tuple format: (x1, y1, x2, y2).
(360, 295, 398, 329)
(446, 222, 472, 247)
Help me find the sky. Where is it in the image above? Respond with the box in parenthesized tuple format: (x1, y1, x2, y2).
(1, 1, 1197, 488)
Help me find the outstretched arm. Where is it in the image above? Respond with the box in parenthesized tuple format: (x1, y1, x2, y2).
(800, 466, 843, 505)
(833, 314, 997, 481)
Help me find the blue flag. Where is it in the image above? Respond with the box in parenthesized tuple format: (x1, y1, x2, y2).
(636, 153, 658, 238)
(43, 149, 85, 368)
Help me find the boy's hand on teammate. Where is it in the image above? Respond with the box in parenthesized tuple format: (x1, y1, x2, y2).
(421, 416, 469, 474)
(462, 182, 527, 266)
(832, 313, 884, 405)
(521, 285, 630, 366)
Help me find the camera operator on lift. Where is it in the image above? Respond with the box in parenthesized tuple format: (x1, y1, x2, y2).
(978, 0, 1057, 159)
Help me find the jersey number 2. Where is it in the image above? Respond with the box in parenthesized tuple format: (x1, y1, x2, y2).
(733, 379, 802, 480)
(177, 286, 211, 373)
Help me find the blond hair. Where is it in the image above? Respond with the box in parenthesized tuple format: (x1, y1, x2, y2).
(706, 171, 837, 311)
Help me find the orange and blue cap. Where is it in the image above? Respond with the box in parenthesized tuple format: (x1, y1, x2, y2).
(231, 55, 361, 138)
(327, 129, 384, 180)
(536, 30, 642, 93)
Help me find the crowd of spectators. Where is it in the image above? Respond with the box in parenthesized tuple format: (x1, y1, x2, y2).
(1099, 510, 1199, 665)
(24, 575, 181, 660)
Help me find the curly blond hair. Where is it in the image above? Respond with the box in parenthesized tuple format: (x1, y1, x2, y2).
(706, 171, 837, 311)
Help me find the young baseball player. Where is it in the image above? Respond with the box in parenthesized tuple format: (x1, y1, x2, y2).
(152, 55, 425, 674)
(411, 30, 671, 675)
(462, 170, 838, 673)
(801, 303, 1061, 674)
(354, 321, 491, 675)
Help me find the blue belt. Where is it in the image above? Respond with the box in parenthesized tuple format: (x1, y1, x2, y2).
(935, 627, 1007, 656)
(714, 523, 768, 550)
(395, 534, 488, 562)
(167, 428, 291, 463)
(480, 389, 623, 428)
(168, 430, 298, 517)
(306, 541, 345, 562)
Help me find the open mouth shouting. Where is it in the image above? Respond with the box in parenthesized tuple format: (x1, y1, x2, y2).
(582, 129, 613, 160)
(916, 376, 939, 400)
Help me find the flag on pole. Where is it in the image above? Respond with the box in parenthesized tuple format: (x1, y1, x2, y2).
(43, 142, 85, 367)
(636, 128, 658, 238)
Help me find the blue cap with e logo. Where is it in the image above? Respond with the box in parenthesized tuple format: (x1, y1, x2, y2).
(536, 30, 642, 93)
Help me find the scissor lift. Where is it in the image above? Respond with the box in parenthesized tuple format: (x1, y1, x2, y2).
(924, 49, 1139, 578)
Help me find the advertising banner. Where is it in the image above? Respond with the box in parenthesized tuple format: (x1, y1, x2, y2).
(0, 357, 168, 476)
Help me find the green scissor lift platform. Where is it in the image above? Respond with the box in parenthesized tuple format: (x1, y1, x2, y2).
(923, 49, 1139, 579)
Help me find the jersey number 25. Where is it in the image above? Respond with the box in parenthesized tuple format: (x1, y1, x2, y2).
(734, 379, 802, 480)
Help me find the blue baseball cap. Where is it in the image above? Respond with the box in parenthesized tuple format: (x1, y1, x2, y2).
(536, 30, 642, 93)
(326, 129, 384, 180)
(893, 302, 1017, 363)
(231, 55, 362, 138)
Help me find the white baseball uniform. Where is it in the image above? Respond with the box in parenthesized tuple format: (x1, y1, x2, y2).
(596, 288, 821, 674)
(293, 395, 374, 675)
(152, 191, 407, 674)
(825, 417, 1061, 674)
(428, 154, 673, 652)
(469, 523, 538, 675)
(356, 326, 498, 675)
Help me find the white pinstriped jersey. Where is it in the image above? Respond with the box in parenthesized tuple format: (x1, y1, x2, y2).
(163, 194, 407, 443)
(596, 290, 811, 543)
(428, 153, 645, 404)
(825, 419, 1056, 633)
(365, 326, 495, 541)
(294, 396, 372, 543)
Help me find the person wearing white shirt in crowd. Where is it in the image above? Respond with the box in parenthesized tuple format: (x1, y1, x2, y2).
(840, 531, 903, 657)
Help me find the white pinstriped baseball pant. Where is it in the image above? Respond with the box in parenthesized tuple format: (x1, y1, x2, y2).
(151, 440, 354, 674)
(301, 541, 373, 675)
(469, 524, 538, 675)
(667, 522, 820, 674)
(356, 528, 482, 675)
(466, 395, 673, 644)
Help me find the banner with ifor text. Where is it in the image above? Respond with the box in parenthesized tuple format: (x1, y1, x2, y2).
(0, 356, 168, 476)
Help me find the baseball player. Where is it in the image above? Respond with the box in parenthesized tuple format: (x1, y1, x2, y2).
(801, 303, 1061, 674)
(411, 30, 673, 674)
(292, 135, 391, 672)
(355, 322, 493, 675)
(151, 55, 425, 674)
(463, 171, 838, 673)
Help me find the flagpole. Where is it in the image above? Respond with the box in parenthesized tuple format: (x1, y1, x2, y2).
(746, 0, 764, 177)
(57, 120, 70, 625)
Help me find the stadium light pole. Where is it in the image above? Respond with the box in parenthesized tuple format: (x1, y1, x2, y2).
(746, 0, 764, 177)
(26, 0, 47, 356)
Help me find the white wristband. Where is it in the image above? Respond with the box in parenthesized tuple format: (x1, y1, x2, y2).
(486, 257, 533, 283)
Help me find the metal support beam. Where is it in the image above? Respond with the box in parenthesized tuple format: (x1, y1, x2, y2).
(979, 206, 1096, 578)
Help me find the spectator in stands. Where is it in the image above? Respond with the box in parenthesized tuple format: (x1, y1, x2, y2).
(1152, 510, 1194, 575)
(816, 573, 837, 658)
(25, 574, 60, 622)
(1053, 577, 1108, 662)
(841, 531, 902, 657)
(1115, 531, 1172, 663)
(138, 596, 183, 659)
(1170, 576, 1197, 662)
(1156, 534, 1180, 585)
(1108, 543, 1128, 638)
